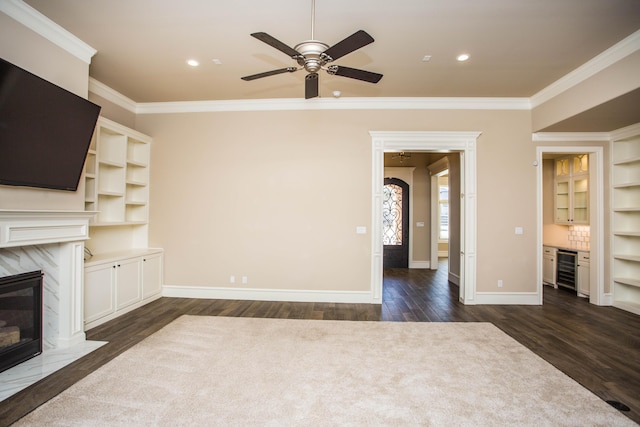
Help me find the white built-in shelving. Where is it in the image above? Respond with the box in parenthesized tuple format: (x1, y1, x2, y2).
(611, 124, 640, 315)
(84, 117, 151, 225)
(83, 117, 162, 329)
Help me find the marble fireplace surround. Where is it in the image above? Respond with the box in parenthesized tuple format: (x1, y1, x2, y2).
(0, 210, 95, 350)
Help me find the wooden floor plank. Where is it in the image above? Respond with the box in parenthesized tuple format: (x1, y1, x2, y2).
(0, 262, 638, 425)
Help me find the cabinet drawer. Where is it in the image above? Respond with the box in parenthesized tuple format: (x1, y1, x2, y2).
(578, 252, 590, 263)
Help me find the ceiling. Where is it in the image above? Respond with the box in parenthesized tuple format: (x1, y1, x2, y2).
(22, 0, 640, 130)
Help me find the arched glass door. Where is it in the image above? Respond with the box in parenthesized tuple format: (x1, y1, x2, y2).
(383, 177, 409, 268)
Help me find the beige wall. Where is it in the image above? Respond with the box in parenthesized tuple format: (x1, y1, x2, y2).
(0, 12, 90, 211)
(532, 51, 640, 132)
(136, 108, 536, 294)
(88, 92, 136, 130)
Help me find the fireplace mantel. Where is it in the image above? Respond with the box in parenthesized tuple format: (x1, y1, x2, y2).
(0, 209, 96, 349)
(0, 210, 96, 248)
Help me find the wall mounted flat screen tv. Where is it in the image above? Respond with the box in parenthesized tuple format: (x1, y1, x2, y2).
(0, 57, 101, 191)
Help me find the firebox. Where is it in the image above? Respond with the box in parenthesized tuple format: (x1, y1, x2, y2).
(0, 271, 43, 373)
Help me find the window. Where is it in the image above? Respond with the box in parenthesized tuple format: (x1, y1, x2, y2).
(438, 174, 449, 241)
(383, 183, 403, 245)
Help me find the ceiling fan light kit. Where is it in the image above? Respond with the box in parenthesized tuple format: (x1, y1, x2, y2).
(241, 0, 383, 99)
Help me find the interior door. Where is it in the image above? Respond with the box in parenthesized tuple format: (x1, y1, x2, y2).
(383, 178, 409, 268)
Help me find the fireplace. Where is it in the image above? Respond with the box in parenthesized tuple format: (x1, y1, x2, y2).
(0, 210, 95, 353)
(0, 270, 43, 373)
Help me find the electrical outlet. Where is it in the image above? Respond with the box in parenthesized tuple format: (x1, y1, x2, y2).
(498, 279, 503, 288)
(242, 276, 248, 284)
(230, 276, 235, 284)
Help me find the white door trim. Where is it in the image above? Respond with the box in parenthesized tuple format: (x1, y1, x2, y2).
(370, 131, 482, 304)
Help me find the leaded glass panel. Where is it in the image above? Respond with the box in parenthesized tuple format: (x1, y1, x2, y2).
(383, 184, 403, 245)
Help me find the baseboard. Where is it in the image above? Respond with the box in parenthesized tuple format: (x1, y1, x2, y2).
(600, 293, 613, 306)
(162, 285, 375, 304)
(474, 292, 541, 305)
(409, 261, 430, 269)
(448, 272, 460, 286)
(84, 293, 162, 331)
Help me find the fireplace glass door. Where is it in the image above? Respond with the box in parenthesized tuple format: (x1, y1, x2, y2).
(0, 270, 43, 373)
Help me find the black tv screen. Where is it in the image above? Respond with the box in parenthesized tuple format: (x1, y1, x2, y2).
(0, 57, 101, 191)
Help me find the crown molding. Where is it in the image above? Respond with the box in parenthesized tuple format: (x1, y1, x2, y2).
(609, 122, 640, 141)
(531, 29, 640, 108)
(87, 79, 530, 114)
(134, 97, 530, 114)
(532, 132, 610, 142)
(0, 0, 96, 64)
(89, 78, 137, 113)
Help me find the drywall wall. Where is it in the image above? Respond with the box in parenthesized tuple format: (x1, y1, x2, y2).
(0, 12, 90, 211)
(136, 108, 536, 297)
(88, 92, 136, 130)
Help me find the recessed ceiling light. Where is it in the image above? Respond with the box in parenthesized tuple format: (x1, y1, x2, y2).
(187, 59, 199, 67)
(212, 59, 222, 65)
(422, 55, 432, 62)
(457, 53, 470, 62)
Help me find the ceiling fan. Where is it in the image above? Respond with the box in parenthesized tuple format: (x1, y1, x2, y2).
(241, 0, 383, 99)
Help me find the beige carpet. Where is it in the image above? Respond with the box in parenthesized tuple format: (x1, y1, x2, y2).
(14, 316, 634, 426)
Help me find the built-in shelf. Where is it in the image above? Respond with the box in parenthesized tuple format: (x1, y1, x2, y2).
(611, 126, 640, 315)
(613, 182, 640, 189)
(84, 117, 151, 226)
(82, 118, 160, 330)
(613, 156, 640, 165)
(613, 277, 640, 288)
(613, 231, 640, 237)
(613, 254, 640, 262)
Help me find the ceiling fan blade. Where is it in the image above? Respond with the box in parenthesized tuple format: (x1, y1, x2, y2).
(250, 32, 300, 58)
(241, 67, 297, 81)
(328, 65, 383, 83)
(305, 73, 319, 99)
(322, 30, 375, 61)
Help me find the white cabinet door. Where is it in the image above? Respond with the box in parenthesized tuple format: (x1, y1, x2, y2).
(84, 263, 116, 324)
(142, 252, 163, 299)
(543, 247, 556, 285)
(115, 257, 142, 310)
(577, 252, 590, 296)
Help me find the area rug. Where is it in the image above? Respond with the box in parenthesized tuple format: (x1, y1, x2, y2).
(13, 316, 634, 426)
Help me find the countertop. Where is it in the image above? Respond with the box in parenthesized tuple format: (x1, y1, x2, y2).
(543, 243, 590, 252)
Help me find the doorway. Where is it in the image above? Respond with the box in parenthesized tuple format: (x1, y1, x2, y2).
(370, 131, 482, 305)
(535, 144, 606, 306)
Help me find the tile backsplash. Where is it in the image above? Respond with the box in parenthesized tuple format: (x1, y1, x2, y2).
(568, 225, 590, 250)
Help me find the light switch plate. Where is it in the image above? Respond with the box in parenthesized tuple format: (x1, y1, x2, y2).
(416, 222, 425, 227)
(515, 227, 524, 235)
(356, 226, 367, 234)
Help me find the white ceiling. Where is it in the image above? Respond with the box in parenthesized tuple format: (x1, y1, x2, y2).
(22, 0, 640, 129)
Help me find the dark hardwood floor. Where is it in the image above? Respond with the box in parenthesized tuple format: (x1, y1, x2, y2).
(1, 261, 639, 426)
